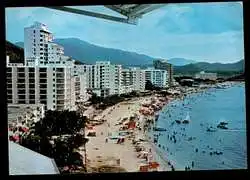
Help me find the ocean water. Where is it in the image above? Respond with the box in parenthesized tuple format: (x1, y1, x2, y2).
(151, 83, 247, 170)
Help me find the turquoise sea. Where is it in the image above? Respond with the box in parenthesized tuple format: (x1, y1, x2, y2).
(150, 83, 247, 170)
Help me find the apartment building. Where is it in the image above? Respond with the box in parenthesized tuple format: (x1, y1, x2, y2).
(153, 59, 174, 87)
(24, 22, 53, 66)
(74, 65, 88, 102)
(131, 68, 146, 92)
(121, 69, 133, 94)
(24, 22, 73, 67)
(195, 71, 217, 80)
(145, 68, 168, 88)
(7, 62, 77, 111)
(81, 61, 122, 97)
(6, 22, 89, 111)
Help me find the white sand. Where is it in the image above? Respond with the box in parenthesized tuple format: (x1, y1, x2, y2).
(84, 96, 171, 172)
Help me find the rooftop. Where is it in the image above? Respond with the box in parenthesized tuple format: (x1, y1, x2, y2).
(9, 141, 60, 175)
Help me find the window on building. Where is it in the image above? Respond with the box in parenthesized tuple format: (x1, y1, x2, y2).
(18, 100, 26, 104)
(29, 89, 35, 94)
(7, 84, 12, 89)
(29, 95, 35, 99)
(29, 84, 35, 89)
(7, 89, 12, 94)
(29, 100, 35, 104)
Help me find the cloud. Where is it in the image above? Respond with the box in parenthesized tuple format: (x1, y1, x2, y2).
(156, 2, 243, 34)
(5, 3, 244, 63)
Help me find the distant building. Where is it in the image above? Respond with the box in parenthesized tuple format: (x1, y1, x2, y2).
(120, 69, 134, 94)
(195, 71, 217, 80)
(153, 59, 174, 87)
(82, 61, 122, 97)
(131, 68, 146, 92)
(145, 68, 168, 88)
(9, 141, 60, 175)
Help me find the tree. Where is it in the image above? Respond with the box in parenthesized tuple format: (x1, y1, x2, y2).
(89, 93, 102, 104)
(34, 110, 87, 136)
(145, 80, 155, 90)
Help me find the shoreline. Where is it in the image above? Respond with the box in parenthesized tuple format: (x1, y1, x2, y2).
(148, 81, 245, 171)
(83, 81, 244, 172)
(84, 95, 173, 172)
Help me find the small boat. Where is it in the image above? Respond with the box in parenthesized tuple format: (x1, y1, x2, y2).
(207, 127, 217, 132)
(217, 124, 228, 129)
(153, 127, 167, 131)
(155, 114, 160, 121)
(217, 121, 229, 129)
(175, 120, 181, 124)
(219, 121, 228, 126)
(182, 112, 191, 124)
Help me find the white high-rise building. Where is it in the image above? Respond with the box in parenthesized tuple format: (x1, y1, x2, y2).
(145, 68, 168, 88)
(131, 68, 146, 91)
(7, 63, 77, 111)
(7, 22, 88, 111)
(195, 71, 217, 80)
(24, 22, 69, 67)
(121, 69, 133, 94)
(74, 65, 88, 102)
(81, 61, 122, 97)
(24, 22, 53, 66)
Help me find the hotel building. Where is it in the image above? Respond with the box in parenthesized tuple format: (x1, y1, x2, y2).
(121, 69, 134, 94)
(153, 59, 174, 87)
(131, 68, 146, 92)
(145, 68, 168, 88)
(7, 22, 88, 111)
(81, 61, 122, 97)
(195, 71, 217, 80)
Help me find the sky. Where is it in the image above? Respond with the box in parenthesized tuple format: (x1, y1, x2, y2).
(5, 2, 244, 63)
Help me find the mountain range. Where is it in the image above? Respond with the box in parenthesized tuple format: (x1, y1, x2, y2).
(15, 38, 197, 66)
(174, 60, 244, 76)
(11, 39, 244, 75)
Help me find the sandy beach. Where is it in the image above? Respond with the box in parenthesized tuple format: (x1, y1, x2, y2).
(82, 82, 238, 172)
(83, 96, 171, 172)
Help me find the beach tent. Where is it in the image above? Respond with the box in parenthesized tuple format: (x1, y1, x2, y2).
(148, 162, 160, 171)
(139, 164, 149, 172)
(128, 121, 136, 129)
(10, 135, 20, 142)
(20, 127, 29, 133)
(137, 151, 148, 158)
(87, 130, 96, 137)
